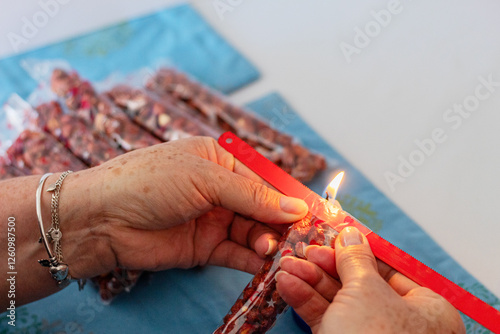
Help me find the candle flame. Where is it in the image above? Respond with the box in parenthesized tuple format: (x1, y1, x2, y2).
(326, 171, 344, 202)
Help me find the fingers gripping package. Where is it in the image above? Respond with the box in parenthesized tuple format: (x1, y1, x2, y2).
(214, 202, 351, 334)
(218, 132, 500, 333)
(145, 68, 326, 182)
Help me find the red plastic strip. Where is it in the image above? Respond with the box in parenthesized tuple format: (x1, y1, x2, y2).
(219, 131, 500, 333)
(219, 132, 313, 203)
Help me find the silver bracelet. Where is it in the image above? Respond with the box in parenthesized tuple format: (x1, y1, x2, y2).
(36, 172, 86, 290)
(47, 170, 72, 262)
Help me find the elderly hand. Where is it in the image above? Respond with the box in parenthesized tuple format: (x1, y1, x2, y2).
(60, 136, 308, 279)
(276, 226, 465, 334)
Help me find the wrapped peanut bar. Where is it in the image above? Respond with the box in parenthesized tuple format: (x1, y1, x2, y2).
(106, 85, 219, 142)
(214, 205, 343, 333)
(0, 157, 28, 180)
(145, 68, 326, 182)
(35, 101, 124, 167)
(150, 91, 287, 168)
(50, 69, 162, 151)
(50, 69, 97, 123)
(1, 94, 86, 176)
(91, 268, 143, 304)
(6, 130, 87, 174)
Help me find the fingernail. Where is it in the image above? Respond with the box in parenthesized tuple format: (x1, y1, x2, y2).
(278, 256, 293, 267)
(280, 196, 308, 215)
(340, 226, 363, 247)
(265, 239, 278, 256)
(304, 245, 319, 258)
(275, 270, 289, 281)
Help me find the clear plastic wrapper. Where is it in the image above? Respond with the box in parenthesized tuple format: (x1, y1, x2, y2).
(91, 268, 144, 305)
(0, 105, 29, 180)
(50, 69, 162, 151)
(50, 68, 96, 123)
(214, 201, 356, 333)
(34, 100, 124, 167)
(105, 85, 219, 141)
(145, 68, 326, 182)
(7, 130, 87, 174)
(1, 95, 87, 175)
(0, 157, 28, 180)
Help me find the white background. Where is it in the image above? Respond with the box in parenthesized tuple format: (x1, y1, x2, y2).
(1, 0, 499, 299)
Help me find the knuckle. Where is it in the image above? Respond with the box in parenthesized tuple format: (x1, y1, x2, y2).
(204, 136, 218, 146)
(200, 136, 217, 149)
(251, 183, 276, 209)
(339, 246, 375, 263)
(337, 248, 377, 273)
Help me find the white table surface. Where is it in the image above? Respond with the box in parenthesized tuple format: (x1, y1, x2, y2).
(1, 0, 499, 299)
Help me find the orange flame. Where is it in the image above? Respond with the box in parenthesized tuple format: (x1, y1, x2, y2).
(326, 171, 344, 202)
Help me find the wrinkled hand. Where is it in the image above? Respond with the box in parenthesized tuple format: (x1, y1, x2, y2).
(65, 137, 308, 279)
(276, 226, 465, 334)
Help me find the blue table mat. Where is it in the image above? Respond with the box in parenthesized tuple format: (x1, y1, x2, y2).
(2, 93, 499, 334)
(0, 3, 259, 107)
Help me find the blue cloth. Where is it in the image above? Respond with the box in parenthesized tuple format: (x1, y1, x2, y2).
(0, 4, 259, 107)
(2, 93, 499, 334)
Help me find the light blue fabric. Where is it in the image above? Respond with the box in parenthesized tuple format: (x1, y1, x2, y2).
(0, 4, 260, 107)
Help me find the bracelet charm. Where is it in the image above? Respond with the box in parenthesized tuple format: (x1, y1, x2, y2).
(36, 171, 86, 290)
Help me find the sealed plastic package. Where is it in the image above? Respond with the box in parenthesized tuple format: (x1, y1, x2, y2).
(1, 95, 87, 176)
(145, 68, 326, 182)
(214, 199, 359, 333)
(50, 69, 162, 151)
